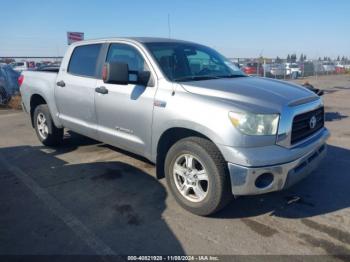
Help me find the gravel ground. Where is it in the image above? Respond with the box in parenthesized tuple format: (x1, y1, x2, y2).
(0, 74, 349, 260)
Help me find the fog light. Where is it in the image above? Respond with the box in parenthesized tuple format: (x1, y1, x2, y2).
(255, 173, 274, 189)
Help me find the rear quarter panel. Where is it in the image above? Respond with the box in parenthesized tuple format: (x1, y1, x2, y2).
(20, 71, 63, 127)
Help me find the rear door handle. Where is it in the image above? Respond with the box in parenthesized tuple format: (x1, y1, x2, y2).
(56, 80, 65, 87)
(95, 86, 108, 94)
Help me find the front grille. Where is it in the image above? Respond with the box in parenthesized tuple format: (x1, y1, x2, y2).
(291, 107, 324, 145)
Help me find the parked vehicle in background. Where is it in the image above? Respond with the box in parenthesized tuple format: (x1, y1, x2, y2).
(35, 64, 60, 73)
(0, 65, 20, 104)
(270, 63, 285, 77)
(285, 63, 302, 79)
(335, 64, 345, 74)
(322, 62, 336, 73)
(27, 61, 35, 69)
(20, 37, 329, 215)
(11, 62, 28, 72)
(242, 62, 262, 75)
(10, 61, 37, 72)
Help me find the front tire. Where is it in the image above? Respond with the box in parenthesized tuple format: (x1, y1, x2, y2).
(34, 104, 63, 146)
(165, 137, 232, 216)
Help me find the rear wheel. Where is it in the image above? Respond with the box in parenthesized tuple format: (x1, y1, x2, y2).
(34, 104, 63, 146)
(0, 87, 9, 105)
(165, 137, 232, 216)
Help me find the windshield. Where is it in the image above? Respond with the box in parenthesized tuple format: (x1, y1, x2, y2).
(246, 63, 258, 67)
(145, 42, 246, 82)
(289, 64, 299, 68)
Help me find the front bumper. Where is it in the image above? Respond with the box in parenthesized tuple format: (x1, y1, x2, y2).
(226, 128, 329, 196)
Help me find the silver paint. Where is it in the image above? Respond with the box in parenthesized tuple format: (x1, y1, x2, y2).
(20, 37, 329, 196)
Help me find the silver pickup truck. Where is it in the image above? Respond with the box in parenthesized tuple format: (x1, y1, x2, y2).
(20, 37, 329, 216)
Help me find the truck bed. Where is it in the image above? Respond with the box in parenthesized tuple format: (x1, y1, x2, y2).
(20, 70, 58, 115)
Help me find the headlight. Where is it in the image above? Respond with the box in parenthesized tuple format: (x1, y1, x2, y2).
(229, 111, 279, 135)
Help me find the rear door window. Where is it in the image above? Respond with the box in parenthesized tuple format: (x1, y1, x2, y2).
(68, 44, 102, 77)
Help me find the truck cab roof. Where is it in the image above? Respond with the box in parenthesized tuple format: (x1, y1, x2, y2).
(69, 37, 196, 47)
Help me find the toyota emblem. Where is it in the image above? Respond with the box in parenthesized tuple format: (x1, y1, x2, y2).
(309, 116, 317, 129)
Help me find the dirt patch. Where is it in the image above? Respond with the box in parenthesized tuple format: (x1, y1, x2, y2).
(301, 219, 350, 245)
(241, 218, 278, 237)
(299, 233, 350, 258)
(7, 95, 22, 110)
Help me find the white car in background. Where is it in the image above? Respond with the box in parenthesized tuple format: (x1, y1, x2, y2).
(322, 62, 336, 73)
(285, 63, 302, 78)
(270, 63, 285, 77)
(11, 62, 29, 72)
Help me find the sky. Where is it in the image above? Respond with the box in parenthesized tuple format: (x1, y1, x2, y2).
(1, 0, 349, 59)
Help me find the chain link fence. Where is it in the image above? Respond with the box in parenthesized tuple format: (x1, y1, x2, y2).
(230, 58, 350, 81)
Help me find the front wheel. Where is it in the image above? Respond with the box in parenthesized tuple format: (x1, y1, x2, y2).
(34, 104, 63, 146)
(165, 137, 232, 216)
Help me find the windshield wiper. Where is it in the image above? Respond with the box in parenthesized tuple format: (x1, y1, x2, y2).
(173, 75, 221, 82)
(216, 74, 247, 78)
(173, 74, 247, 82)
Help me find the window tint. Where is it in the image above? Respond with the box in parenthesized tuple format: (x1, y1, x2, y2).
(106, 44, 148, 72)
(68, 44, 102, 77)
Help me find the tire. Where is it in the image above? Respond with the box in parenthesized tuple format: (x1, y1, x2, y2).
(165, 136, 232, 216)
(33, 104, 63, 146)
(0, 87, 9, 105)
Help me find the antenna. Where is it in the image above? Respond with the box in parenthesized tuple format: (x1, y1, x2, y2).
(168, 14, 171, 39)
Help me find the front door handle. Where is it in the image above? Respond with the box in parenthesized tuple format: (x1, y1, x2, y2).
(95, 86, 108, 94)
(56, 80, 65, 87)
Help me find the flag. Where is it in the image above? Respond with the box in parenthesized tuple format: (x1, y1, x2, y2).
(67, 32, 84, 45)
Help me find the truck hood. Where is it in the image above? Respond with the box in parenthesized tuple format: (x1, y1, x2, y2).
(180, 76, 318, 112)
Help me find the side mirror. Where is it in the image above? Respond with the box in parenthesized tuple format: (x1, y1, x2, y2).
(137, 71, 151, 86)
(103, 62, 129, 85)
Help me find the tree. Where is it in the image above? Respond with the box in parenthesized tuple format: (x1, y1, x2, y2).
(291, 54, 297, 63)
(299, 53, 304, 62)
(287, 54, 291, 63)
(276, 56, 282, 63)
